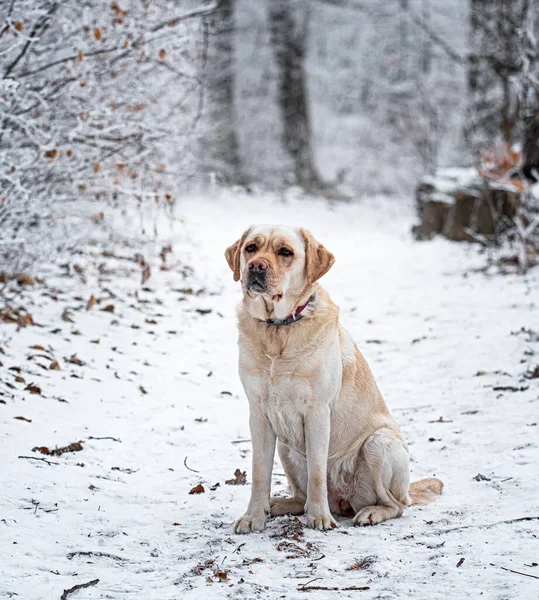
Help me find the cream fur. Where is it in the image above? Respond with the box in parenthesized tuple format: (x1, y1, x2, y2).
(225, 225, 443, 533)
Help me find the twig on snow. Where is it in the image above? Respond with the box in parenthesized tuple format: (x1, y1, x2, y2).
(490, 564, 539, 580)
(87, 436, 121, 442)
(18, 455, 59, 466)
(60, 578, 99, 600)
(184, 456, 200, 473)
(411, 516, 539, 537)
(298, 576, 370, 591)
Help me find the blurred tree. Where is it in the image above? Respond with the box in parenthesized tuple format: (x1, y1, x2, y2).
(465, 0, 538, 156)
(200, 0, 243, 183)
(268, 0, 324, 189)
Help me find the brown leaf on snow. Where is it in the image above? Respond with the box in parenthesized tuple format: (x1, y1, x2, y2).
(172, 522, 181, 526)
(226, 469, 247, 485)
(139, 385, 147, 395)
(94, 27, 102, 40)
(67, 355, 85, 366)
(101, 304, 115, 313)
(15, 375, 25, 383)
(14, 416, 32, 423)
(25, 383, 42, 395)
(33, 446, 51, 455)
(141, 264, 151, 285)
(17, 273, 35, 286)
(214, 571, 228, 582)
(45, 442, 84, 456)
(189, 484, 205, 495)
(49, 360, 60, 370)
(86, 295, 97, 311)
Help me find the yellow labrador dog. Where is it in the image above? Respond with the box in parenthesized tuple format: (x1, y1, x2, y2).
(225, 225, 443, 534)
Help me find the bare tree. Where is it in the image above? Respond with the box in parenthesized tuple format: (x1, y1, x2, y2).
(268, 0, 324, 189)
(199, 0, 243, 183)
(465, 0, 538, 155)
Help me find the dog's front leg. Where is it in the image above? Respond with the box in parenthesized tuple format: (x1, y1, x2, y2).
(234, 407, 276, 534)
(304, 404, 338, 530)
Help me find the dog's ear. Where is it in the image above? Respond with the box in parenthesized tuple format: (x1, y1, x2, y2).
(225, 229, 250, 282)
(300, 228, 335, 285)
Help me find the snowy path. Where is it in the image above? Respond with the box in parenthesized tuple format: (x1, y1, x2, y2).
(1, 193, 538, 599)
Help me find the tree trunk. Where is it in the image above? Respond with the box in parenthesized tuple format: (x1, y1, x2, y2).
(523, 107, 539, 180)
(201, 0, 243, 184)
(268, 0, 324, 189)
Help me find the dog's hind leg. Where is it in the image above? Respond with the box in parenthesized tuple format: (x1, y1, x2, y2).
(349, 428, 411, 526)
(270, 442, 307, 516)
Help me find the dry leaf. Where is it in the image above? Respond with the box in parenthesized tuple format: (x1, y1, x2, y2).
(93, 27, 102, 40)
(78, 49, 84, 62)
(226, 469, 247, 485)
(33, 446, 51, 455)
(141, 264, 151, 285)
(214, 571, 228, 582)
(15, 22, 24, 31)
(49, 360, 60, 370)
(50, 441, 83, 456)
(189, 484, 205, 495)
(86, 295, 97, 311)
(93, 162, 100, 173)
(101, 304, 115, 313)
(14, 416, 32, 423)
(172, 522, 181, 526)
(17, 273, 35, 286)
(159, 49, 167, 59)
(25, 384, 42, 395)
(44, 149, 57, 160)
(67, 355, 85, 366)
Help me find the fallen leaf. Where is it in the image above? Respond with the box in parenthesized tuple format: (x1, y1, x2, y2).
(17, 273, 34, 286)
(86, 295, 97, 310)
(49, 360, 60, 370)
(456, 557, 465, 568)
(172, 522, 181, 526)
(15, 375, 25, 383)
(101, 304, 115, 313)
(30, 345, 46, 351)
(14, 416, 32, 422)
(93, 27, 102, 40)
(67, 355, 85, 366)
(139, 385, 147, 395)
(189, 484, 205, 495)
(50, 441, 83, 456)
(33, 446, 51, 455)
(214, 571, 228, 582)
(141, 264, 151, 285)
(25, 384, 42, 395)
(226, 469, 247, 485)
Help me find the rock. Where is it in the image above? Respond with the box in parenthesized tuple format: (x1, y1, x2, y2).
(413, 167, 521, 242)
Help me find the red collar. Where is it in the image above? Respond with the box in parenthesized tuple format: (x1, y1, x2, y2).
(264, 294, 315, 326)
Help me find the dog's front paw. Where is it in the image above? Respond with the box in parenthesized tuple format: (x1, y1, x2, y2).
(305, 509, 339, 531)
(234, 513, 267, 534)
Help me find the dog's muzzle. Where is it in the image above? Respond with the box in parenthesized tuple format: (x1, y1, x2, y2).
(246, 270, 268, 293)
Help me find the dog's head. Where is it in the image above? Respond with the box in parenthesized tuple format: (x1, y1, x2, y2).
(225, 225, 334, 303)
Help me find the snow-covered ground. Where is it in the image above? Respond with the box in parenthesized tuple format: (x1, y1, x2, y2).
(1, 192, 538, 599)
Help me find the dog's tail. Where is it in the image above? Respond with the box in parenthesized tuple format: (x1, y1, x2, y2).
(408, 477, 444, 505)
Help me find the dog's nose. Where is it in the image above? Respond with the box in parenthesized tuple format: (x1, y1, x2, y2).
(249, 258, 268, 272)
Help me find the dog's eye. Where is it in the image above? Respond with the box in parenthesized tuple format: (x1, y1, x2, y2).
(245, 244, 257, 253)
(278, 248, 293, 257)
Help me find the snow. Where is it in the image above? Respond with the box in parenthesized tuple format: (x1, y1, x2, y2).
(420, 168, 483, 205)
(1, 191, 538, 599)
